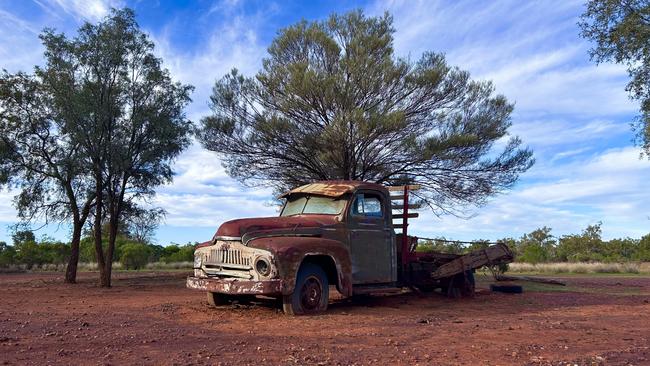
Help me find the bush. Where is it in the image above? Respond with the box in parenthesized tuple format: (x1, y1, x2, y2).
(119, 244, 151, 270)
(0, 242, 16, 267)
(161, 244, 194, 263)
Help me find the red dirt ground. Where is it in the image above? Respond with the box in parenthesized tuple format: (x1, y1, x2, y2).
(1, 271, 649, 365)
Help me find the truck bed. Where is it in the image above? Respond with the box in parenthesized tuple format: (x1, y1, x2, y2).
(430, 243, 513, 279)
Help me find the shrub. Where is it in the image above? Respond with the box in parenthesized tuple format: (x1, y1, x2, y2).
(161, 244, 194, 263)
(119, 244, 151, 270)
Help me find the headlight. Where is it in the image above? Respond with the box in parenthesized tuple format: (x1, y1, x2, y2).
(255, 257, 271, 276)
(193, 254, 203, 269)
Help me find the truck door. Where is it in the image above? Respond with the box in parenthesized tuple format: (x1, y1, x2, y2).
(348, 191, 395, 284)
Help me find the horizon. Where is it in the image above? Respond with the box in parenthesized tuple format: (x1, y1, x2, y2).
(1, 0, 649, 245)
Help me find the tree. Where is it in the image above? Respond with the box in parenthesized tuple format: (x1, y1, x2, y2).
(57, 9, 192, 287)
(579, 0, 650, 155)
(119, 243, 150, 270)
(517, 227, 556, 263)
(0, 72, 95, 283)
(197, 11, 534, 214)
(636, 233, 650, 260)
(557, 223, 605, 262)
(1, 8, 192, 287)
(0, 241, 16, 267)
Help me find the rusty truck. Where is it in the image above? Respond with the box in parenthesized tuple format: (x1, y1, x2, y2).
(187, 181, 513, 315)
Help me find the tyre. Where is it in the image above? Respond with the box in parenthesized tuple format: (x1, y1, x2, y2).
(282, 263, 329, 315)
(490, 284, 523, 293)
(206, 292, 231, 306)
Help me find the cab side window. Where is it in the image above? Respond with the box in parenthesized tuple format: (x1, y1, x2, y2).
(351, 193, 383, 218)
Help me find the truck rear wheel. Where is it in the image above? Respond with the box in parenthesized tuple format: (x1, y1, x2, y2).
(282, 263, 329, 315)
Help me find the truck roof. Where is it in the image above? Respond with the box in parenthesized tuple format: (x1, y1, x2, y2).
(278, 180, 387, 198)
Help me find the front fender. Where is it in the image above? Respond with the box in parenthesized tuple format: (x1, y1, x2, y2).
(247, 236, 352, 296)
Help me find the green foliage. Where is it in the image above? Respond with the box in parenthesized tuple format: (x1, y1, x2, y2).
(556, 223, 605, 262)
(0, 241, 16, 267)
(1, 7, 192, 285)
(198, 10, 533, 214)
(12, 230, 36, 246)
(160, 244, 194, 263)
(517, 227, 555, 264)
(7, 231, 70, 268)
(415, 225, 650, 265)
(636, 234, 650, 261)
(119, 244, 151, 270)
(580, 0, 650, 155)
(0, 228, 196, 269)
(416, 238, 464, 254)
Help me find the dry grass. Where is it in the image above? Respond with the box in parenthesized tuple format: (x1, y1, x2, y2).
(0, 261, 192, 272)
(144, 261, 192, 270)
(509, 262, 650, 274)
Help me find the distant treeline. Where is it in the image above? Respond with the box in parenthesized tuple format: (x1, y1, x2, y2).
(418, 223, 650, 263)
(0, 230, 195, 270)
(3, 223, 650, 271)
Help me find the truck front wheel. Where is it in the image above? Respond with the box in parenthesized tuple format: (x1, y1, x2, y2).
(206, 292, 230, 306)
(282, 263, 329, 315)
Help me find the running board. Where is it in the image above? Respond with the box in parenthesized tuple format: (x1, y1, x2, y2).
(352, 284, 404, 295)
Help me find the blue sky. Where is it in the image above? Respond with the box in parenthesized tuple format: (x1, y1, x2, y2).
(0, 0, 648, 244)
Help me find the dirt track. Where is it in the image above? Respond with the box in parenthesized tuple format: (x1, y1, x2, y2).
(1, 271, 649, 365)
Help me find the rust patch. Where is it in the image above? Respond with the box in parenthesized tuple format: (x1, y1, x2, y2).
(186, 276, 283, 295)
(278, 180, 386, 198)
(248, 236, 353, 296)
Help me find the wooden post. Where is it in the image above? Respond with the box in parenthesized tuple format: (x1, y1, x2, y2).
(401, 186, 409, 266)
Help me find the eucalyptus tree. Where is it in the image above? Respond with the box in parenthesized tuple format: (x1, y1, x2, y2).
(1, 8, 192, 286)
(0, 71, 95, 283)
(45, 9, 192, 287)
(198, 11, 534, 215)
(580, 0, 650, 155)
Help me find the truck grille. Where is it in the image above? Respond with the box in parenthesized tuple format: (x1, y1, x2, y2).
(208, 248, 251, 267)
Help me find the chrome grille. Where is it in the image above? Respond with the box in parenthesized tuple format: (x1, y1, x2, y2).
(208, 248, 251, 267)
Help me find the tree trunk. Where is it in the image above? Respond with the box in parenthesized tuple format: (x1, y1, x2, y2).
(64, 222, 83, 284)
(102, 198, 121, 288)
(93, 172, 109, 287)
(100, 263, 111, 287)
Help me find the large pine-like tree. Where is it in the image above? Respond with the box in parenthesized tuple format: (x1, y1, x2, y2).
(198, 11, 534, 214)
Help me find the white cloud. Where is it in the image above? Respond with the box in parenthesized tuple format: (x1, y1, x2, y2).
(151, 3, 270, 121)
(0, 9, 44, 72)
(511, 119, 623, 148)
(0, 189, 18, 223)
(151, 141, 277, 228)
(369, 0, 636, 118)
(1, 0, 648, 245)
(416, 147, 650, 240)
(38, 0, 123, 21)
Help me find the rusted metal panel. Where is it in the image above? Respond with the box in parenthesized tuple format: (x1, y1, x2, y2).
(278, 180, 386, 198)
(186, 276, 283, 295)
(248, 236, 354, 297)
(215, 215, 339, 237)
(386, 185, 421, 191)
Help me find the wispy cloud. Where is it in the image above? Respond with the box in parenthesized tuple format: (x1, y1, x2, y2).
(0, 0, 648, 245)
(415, 147, 650, 240)
(37, 0, 124, 21)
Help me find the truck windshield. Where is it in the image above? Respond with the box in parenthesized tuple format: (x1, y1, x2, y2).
(280, 195, 346, 216)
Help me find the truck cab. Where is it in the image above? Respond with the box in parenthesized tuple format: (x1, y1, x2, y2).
(187, 180, 513, 315)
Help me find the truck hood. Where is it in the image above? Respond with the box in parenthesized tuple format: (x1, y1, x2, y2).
(215, 215, 340, 238)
